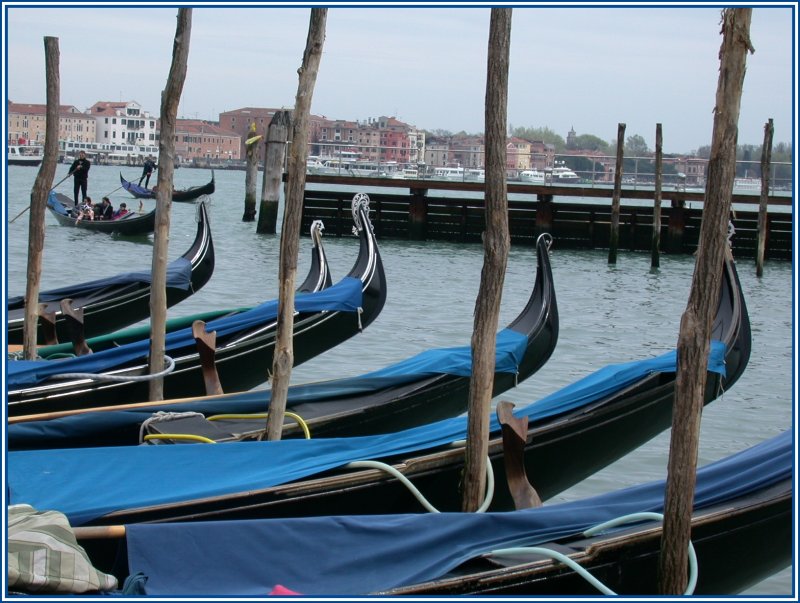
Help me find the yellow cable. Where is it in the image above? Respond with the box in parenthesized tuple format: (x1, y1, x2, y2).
(143, 433, 217, 444)
(207, 411, 311, 439)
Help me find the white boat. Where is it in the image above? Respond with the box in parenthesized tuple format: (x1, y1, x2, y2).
(7, 145, 43, 167)
(465, 168, 485, 182)
(734, 177, 762, 191)
(546, 164, 581, 184)
(306, 156, 327, 175)
(519, 169, 545, 184)
(390, 167, 420, 180)
(59, 140, 159, 165)
(433, 166, 465, 181)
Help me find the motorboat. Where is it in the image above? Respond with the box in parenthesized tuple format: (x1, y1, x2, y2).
(8, 145, 43, 167)
(546, 164, 581, 184)
(519, 169, 545, 184)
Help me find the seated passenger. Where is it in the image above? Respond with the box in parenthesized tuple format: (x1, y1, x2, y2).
(97, 197, 114, 220)
(113, 203, 130, 220)
(75, 197, 94, 222)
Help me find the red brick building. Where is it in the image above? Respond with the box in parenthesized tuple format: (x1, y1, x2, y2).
(172, 119, 241, 163)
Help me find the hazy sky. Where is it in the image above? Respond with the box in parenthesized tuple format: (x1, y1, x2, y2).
(4, 3, 796, 154)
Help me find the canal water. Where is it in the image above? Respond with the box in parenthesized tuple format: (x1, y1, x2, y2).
(5, 165, 794, 594)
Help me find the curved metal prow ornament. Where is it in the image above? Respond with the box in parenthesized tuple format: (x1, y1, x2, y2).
(536, 232, 554, 254)
(351, 193, 371, 235)
(310, 219, 325, 246)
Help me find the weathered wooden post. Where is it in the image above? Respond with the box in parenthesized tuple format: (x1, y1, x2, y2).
(23, 36, 60, 360)
(148, 8, 192, 402)
(608, 122, 625, 264)
(463, 7, 512, 512)
(651, 123, 663, 268)
(756, 118, 774, 276)
(257, 110, 291, 234)
(658, 8, 753, 594)
(264, 9, 327, 440)
(242, 123, 260, 222)
(408, 187, 428, 240)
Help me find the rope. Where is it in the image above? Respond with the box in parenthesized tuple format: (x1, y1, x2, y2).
(357, 306, 363, 331)
(143, 433, 216, 444)
(487, 512, 698, 595)
(139, 411, 205, 444)
(45, 355, 176, 383)
(345, 458, 494, 513)
(207, 412, 312, 439)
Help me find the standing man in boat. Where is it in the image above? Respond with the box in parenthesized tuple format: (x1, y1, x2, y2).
(138, 155, 157, 188)
(70, 151, 91, 206)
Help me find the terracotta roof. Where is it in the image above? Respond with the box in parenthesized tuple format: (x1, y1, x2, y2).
(176, 119, 238, 137)
(89, 101, 131, 114)
(8, 102, 83, 117)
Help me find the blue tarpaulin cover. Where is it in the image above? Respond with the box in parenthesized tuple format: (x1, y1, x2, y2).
(122, 180, 154, 197)
(7, 255, 192, 307)
(7, 342, 726, 526)
(8, 328, 528, 447)
(7, 276, 363, 387)
(121, 429, 791, 595)
(9, 191, 192, 305)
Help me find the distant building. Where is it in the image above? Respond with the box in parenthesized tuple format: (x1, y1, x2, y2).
(89, 101, 157, 147)
(506, 137, 532, 170)
(7, 102, 93, 146)
(424, 138, 451, 168)
(450, 136, 485, 168)
(173, 119, 241, 164)
(218, 107, 326, 160)
(674, 157, 707, 186)
(529, 141, 554, 171)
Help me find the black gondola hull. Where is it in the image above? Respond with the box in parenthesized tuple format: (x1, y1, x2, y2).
(7, 202, 214, 346)
(84, 254, 749, 525)
(7, 202, 384, 417)
(120, 172, 215, 202)
(384, 481, 791, 595)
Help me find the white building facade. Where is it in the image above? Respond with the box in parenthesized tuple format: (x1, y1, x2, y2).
(90, 101, 158, 147)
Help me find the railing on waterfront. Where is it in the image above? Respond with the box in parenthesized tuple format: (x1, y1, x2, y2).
(189, 141, 794, 195)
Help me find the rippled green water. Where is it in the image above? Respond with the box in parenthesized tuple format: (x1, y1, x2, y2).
(5, 165, 794, 594)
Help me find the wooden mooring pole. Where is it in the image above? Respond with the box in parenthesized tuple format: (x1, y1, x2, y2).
(463, 7, 512, 512)
(651, 123, 663, 268)
(756, 118, 774, 277)
(658, 8, 753, 594)
(607, 122, 625, 264)
(23, 36, 60, 359)
(148, 8, 192, 402)
(257, 110, 291, 234)
(243, 123, 259, 222)
(264, 9, 327, 441)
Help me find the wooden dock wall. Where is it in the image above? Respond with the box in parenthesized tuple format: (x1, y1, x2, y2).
(301, 190, 793, 261)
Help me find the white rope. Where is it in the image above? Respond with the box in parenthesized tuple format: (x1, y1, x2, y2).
(46, 355, 176, 383)
(345, 457, 494, 513)
(487, 512, 698, 595)
(138, 410, 206, 444)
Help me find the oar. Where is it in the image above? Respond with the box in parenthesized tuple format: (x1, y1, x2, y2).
(103, 184, 126, 197)
(10, 169, 75, 223)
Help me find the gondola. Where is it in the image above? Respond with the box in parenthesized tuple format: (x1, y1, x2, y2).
(67, 431, 786, 596)
(7, 201, 214, 346)
(120, 171, 215, 202)
(6, 194, 385, 417)
(5, 249, 750, 527)
(45, 191, 156, 235)
(8, 233, 558, 449)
